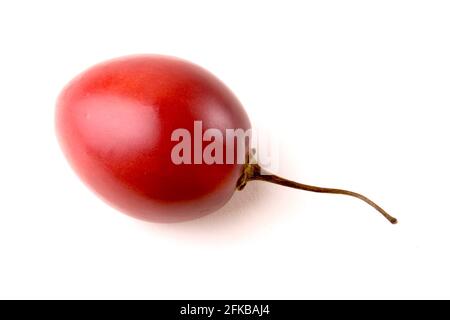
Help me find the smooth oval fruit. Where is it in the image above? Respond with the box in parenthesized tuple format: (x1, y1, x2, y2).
(56, 55, 251, 222)
(57, 54, 398, 225)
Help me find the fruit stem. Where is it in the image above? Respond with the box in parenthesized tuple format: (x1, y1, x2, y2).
(237, 164, 397, 224)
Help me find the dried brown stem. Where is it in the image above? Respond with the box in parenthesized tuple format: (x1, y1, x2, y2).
(237, 164, 397, 224)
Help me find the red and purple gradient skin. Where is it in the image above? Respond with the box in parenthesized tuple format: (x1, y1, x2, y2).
(56, 55, 251, 222)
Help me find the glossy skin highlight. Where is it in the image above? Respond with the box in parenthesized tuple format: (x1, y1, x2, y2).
(56, 55, 251, 222)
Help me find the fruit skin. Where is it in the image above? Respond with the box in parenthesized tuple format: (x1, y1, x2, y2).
(56, 55, 251, 222)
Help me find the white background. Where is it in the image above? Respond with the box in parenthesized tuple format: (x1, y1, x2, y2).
(0, 0, 449, 299)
